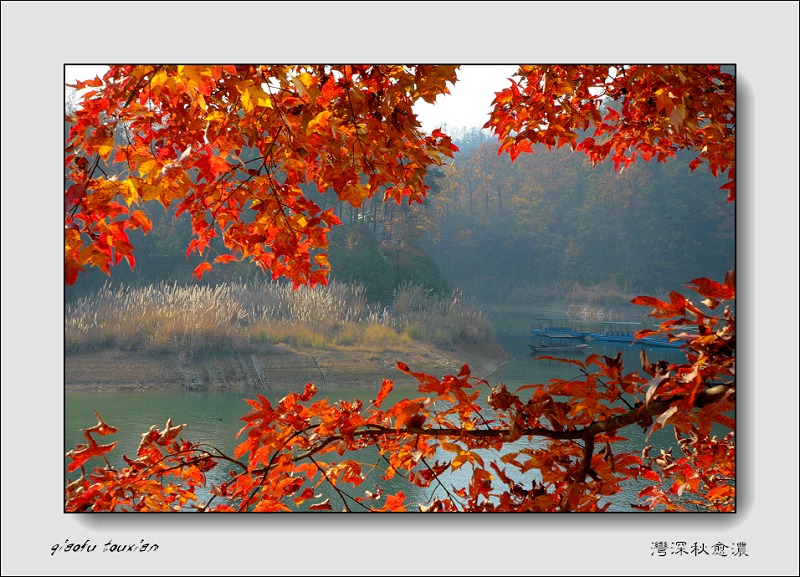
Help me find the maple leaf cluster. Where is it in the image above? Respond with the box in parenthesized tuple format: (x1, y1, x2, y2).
(485, 65, 735, 200)
(65, 65, 458, 286)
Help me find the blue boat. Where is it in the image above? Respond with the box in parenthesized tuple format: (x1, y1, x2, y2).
(633, 332, 685, 348)
(529, 319, 591, 340)
(529, 334, 590, 353)
(590, 322, 684, 348)
(589, 322, 641, 344)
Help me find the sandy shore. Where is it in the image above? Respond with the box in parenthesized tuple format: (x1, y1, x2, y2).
(65, 340, 513, 393)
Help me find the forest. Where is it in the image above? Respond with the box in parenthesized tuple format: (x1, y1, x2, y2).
(65, 122, 734, 309)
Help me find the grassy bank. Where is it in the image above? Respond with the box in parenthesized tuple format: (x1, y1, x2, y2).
(65, 280, 496, 359)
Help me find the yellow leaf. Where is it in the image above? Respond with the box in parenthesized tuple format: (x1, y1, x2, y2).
(84, 136, 114, 162)
(452, 450, 484, 470)
(307, 110, 332, 135)
(121, 178, 139, 206)
(138, 182, 161, 202)
(292, 73, 313, 98)
(238, 82, 272, 113)
(138, 159, 160, 178)
(205, 110, 227, 123)
(65, 228, 82, 251)
(149, 69, 170, 88)
(337, 182, 370, 208)
(451, 453, 469, 470)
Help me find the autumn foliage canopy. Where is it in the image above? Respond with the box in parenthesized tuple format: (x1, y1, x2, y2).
(65, 65, 459, 286)
(65, 65, 735, 512)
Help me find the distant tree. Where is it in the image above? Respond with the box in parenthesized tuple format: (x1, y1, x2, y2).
(327, 223, 396, 302)
(426, 66, 736, 299)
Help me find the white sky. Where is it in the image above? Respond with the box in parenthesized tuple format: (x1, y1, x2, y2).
(65, 65, 106, 86)
(414, 65, 519, 131)
(65, 64, 519, 132)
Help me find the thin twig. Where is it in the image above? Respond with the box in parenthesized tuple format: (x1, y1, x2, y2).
(307, 455, 363, 512)
(419, 455, 463, 510)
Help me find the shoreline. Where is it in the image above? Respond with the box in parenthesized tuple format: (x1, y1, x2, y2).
(65, 340, 513, 394)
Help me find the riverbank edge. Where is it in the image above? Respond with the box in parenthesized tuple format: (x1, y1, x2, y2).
(65, 340, 514, 394)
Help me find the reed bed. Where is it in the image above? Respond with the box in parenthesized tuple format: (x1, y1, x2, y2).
(389, 282, 494, 349)
(65, 280, 495, 357)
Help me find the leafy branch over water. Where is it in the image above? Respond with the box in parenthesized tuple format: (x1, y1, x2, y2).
(66, 274, 735, 512)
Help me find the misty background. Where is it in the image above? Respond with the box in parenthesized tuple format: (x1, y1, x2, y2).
(63, 116, 734, 320)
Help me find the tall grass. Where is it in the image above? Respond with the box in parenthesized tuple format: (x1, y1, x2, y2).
(65, 280, 495, 357)
(389, 282, 494, 349)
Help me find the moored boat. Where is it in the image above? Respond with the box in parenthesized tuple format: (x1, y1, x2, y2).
(529, 342, 589, 353)
(633, 334, 684, 348)
(590, 322, 684, 348)
(529, 331, 591, 354)
(529, 319, 591, 340)
(589, 322, 641, 344)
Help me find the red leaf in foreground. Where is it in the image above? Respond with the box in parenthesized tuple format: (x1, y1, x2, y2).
(373, 379, 394, 408)
(387, 399, 423, 431)
(214, 254, 238, 264)
(127, 210, 153, 233)
(193, 262, 213, 280)
(377, 492, 406, 512)
(157, 418, 187, 444)
(65, 439, 118, 472)
(688, 275, 735, 301)
(84, 410, 118, 436)
(631, 295, 683, 318)
(293, 487, 315, 507)
(640, 469, 661, 483)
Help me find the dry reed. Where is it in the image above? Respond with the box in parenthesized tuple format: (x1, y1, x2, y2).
(65, 280, 495, 357)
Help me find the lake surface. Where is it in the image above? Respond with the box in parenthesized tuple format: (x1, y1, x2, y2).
(65, 308, 695, 512)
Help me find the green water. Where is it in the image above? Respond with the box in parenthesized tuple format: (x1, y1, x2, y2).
(65, 308, 704, 512)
